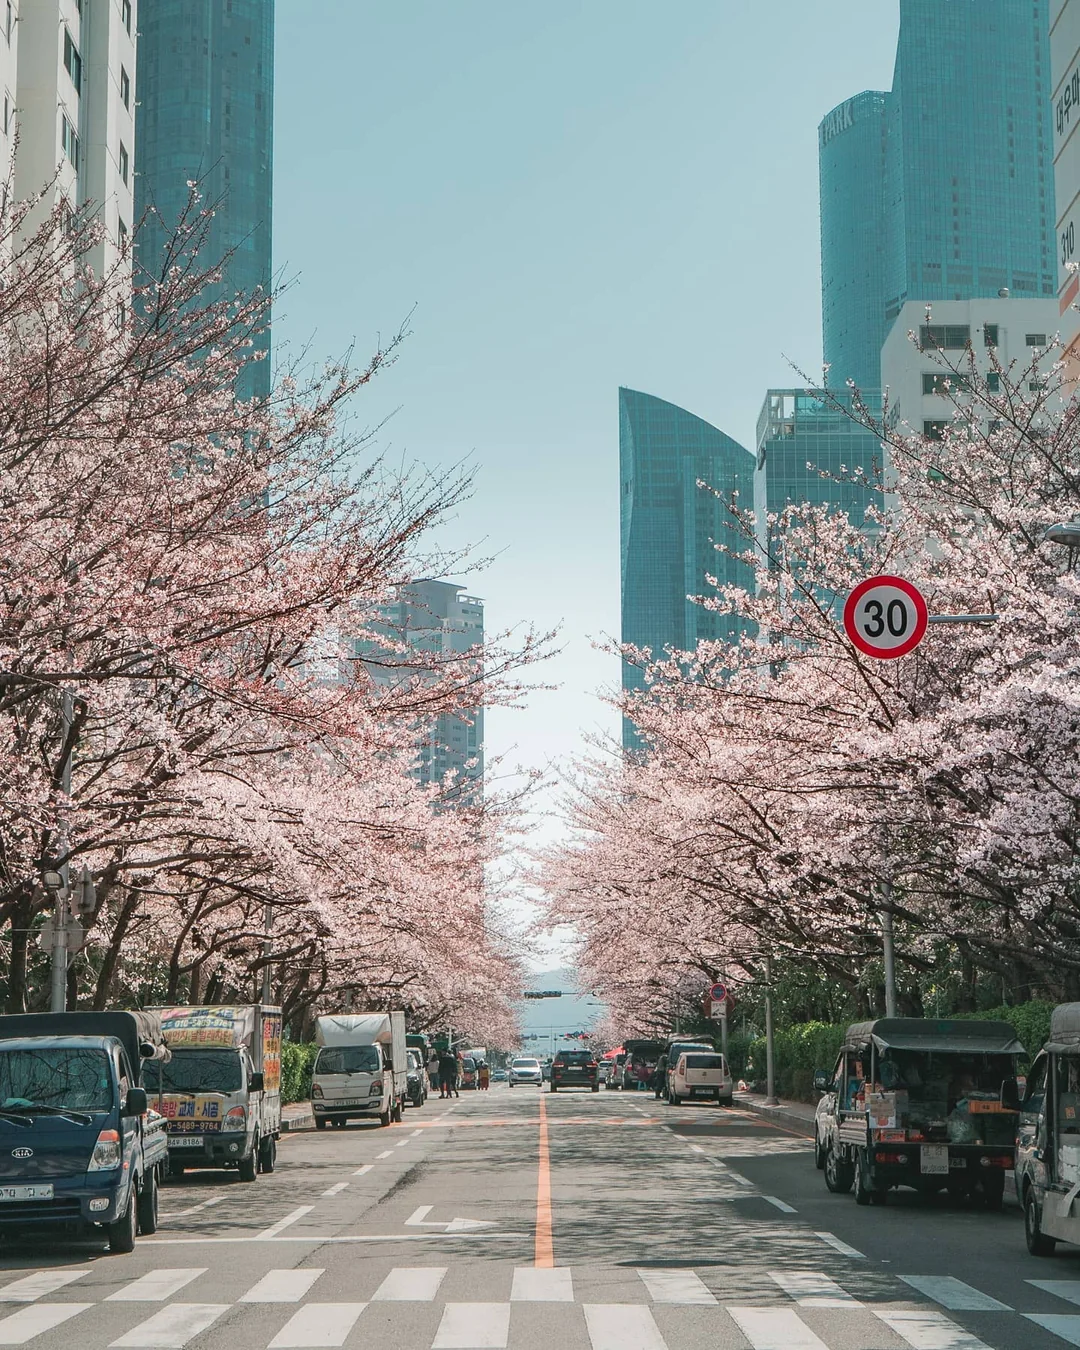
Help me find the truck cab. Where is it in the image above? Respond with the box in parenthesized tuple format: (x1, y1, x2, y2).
(0, 1011, 169, 1253)
(1015, 1003, 1080, 1256)
(312, 1012, 407, 1129)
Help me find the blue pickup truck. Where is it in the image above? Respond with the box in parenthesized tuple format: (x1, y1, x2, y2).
(0, 1011, 170, 1252)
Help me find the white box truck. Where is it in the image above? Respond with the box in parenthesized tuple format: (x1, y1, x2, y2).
(312, 1012, 407, 1129)
(147, 1004, 282, 1180)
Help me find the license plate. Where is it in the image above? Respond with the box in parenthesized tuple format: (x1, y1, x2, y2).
(0, 1184, 54, 1201)
(921, 1144, 949, 1174)
(330, 1098, 369, 1107)
(168, 1136, 205, 1148)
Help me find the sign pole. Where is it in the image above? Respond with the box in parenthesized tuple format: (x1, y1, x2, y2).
(764, 955, 778, 1106)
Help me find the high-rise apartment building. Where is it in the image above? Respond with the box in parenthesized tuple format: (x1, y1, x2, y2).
(1052, 0, 1080, 360)
(6, 0, 136, 277)
(134, 0, 274, 400)
(619, 387, 756, 737)
(821, 0, 1055, 395)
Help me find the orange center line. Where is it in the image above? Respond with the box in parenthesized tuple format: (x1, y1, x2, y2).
(534, 1093, 553, 1268)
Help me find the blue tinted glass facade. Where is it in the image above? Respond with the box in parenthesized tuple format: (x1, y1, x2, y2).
(619, 388, 756, 740)
(821, 0, 1055, 393)
(135, 0, 275, 402)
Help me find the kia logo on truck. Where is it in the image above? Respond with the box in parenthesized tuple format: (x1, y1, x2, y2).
(10, 1149, 32, 1159)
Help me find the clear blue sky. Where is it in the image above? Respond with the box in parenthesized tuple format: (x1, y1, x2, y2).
(273, 2, 900, 844)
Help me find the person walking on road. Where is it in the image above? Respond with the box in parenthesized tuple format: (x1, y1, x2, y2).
(438, 1047, 458, 1099)
(478, 1060, 490, 1091)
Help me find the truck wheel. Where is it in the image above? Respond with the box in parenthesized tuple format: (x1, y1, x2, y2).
(108, 1195, 137, 1254)
(1026, 1187, 1057, 1255)
(314, 1117, 327, 1130)
(136, 1170, 158, 1235)
(168, 1158, 185, 1179)
(982, 1173, 1004, 1210)
(814, 1130, 827, 1169)
(592, 1083, 599, 1093)
(669, 1089, 680, 1106)
(259, 1135, 277, 1174)
(238, 1141, 258, 1183)
(853, 1149, 880, 1206)
(824, 1143, 854, 1194)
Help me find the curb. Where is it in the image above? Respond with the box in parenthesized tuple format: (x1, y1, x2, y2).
(281, 1106, 314, 1132)
(733, 1094, 816, 1137)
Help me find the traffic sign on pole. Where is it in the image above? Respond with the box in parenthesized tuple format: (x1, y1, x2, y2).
(709, 982, 728, 1003)
(843, 576, 929, 660)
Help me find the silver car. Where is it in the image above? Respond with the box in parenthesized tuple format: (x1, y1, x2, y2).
(509, 1056, 543, 1087)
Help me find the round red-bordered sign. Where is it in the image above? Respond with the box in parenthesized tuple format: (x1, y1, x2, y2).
(843, 576, 929, 660)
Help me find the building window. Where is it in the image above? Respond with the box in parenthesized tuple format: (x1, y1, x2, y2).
(986, 372, 1000, 393)
(61, 114, 79, 171)
(63, 30, 82, 94)
(118, 217, 128, 250)
(984, 324, 999, 348)
(923, 420, 949, 441)
(2, 95, 7, 136)
(920, 324, 970, 351)
(4, 3, 11, 45)
(1026, 333, 1047, 347)
(118, 141, 128, 185)
(120, 66, 130, 109)
(922, 372, 969, 395)
(122, 0, 131, 33)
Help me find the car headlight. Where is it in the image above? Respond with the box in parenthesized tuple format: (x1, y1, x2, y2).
(311, 1084, 324, 1099)
(87, 1129, 121, 1172)
(224, 1106, 247, 1130)
(369, 1080, 383, 1096)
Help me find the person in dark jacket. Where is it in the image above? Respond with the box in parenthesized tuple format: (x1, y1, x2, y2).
(438, 1047, 459, 1099)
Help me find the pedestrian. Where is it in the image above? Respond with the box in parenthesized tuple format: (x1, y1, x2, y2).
(438, 1046, 458, 1099)
(453, 1051, 462, 1096)
(478, 1060, 490, 1091)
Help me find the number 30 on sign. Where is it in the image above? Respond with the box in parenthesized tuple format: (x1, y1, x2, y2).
(842, 576, 929, 660)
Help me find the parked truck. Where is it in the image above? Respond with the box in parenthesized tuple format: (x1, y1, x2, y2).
(0, 1010, 170, 1253)
(312, 1012, 407, 1128)
(1015, 1002, 1080, 1255)
(146, 1004, 282, 1181)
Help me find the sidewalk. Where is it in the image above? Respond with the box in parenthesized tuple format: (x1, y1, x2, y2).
(281, 1100, 314, 1131)
(733, 1089, 817, 1137)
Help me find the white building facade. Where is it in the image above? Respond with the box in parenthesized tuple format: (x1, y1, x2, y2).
(881, 297, 1061, 439)
(8, 0, 135, 274)
(1053, 0, 1080, 360)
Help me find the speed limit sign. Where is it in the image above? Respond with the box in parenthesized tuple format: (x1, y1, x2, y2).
(843, 576, 929, 660)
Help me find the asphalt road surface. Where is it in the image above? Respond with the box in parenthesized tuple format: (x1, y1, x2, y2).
(1, 1085, 1080, 1348)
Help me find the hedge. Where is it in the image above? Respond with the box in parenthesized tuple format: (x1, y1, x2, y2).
(744, 1001, 1054, 1102)
(281, 1042, 319, 1104)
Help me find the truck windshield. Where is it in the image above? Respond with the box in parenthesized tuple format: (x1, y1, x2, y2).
(144, 1050, 242, 1094)
(0, 1048, 113, 1113)
(314, 1046, 380, 1075)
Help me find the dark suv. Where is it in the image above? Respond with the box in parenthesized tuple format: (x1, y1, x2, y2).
(550, 1049, 599, 1093)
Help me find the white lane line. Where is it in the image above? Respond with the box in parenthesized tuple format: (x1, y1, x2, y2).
(688, 1144, 705, 1154)
(0, 1272, 88, 1303)
(763, 1195, 798, 1213)
(814, 1230, 866, 1259)
(268, 1303, 368, 1348)
(139, 1232, 509, 1245)
(768, 1272, 857, 1307)
(395, 1139, 410, 1148)
(110, 1304, 230, 1348)
(406, 1205, 434, 1226)
(0, 1305, 92, 1344)
(511, 1268, 574, 1302)
(636, 1268, 716, 1305)
(875, 1310, 992, 1349)
(728, 1307, 828, 1350)
(353, 1164, 373, 1176)
(899, 1276, 1010, 1312)
(371, 1268, 447, 1302)
(257, 1205, 314, 1239)
(1025, 1315, 1080, 1346)
(240, 1269, 325, 1303)
(164, 1196, 224, 1220)
(107, 1270, 208, 1302)
(410, 1129, 422, 1137)
(1029, 1281, 1080, 1306)
(376, 1150, 393, 1159)
(432, 1302, 510, 1348)
(724, 1169, 754, 1186)
(321, 1182, 349, 1197)
(582, 1304, 667, 1350)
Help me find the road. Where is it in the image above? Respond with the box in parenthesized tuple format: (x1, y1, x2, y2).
(0, 1085, 1079, 1348)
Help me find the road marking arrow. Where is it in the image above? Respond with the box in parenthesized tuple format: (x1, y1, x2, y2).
(405, 1205, 496, 1232)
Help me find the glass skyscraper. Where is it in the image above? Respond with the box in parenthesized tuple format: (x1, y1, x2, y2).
(619, 388, 756, 739)
(134, 1, 275, 401)
(820, 0, 1055, 393)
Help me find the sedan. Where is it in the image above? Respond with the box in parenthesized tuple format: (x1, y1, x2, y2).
(509, 1057, 544, 1086)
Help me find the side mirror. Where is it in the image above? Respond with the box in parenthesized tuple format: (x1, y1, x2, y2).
(125, 1087, 148, 1117)
(1000, 1077, 1020, 1111)
(813, 1069, 830, 1095)
(249, 1071, 265, 1093)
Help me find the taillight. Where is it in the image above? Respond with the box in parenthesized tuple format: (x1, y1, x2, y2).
(224, 1106, 247, 1130)
(979, 1155, 1013, 1168)
(874, 1151, 907, 1164)
(88, 1129, 121, 1171)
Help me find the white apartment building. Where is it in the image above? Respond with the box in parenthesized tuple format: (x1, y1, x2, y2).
(881, 297, 1061, 439)
(8, 0, 135, 275)
(1053, 0, 1080, 361)
(0, 3, 16, 191)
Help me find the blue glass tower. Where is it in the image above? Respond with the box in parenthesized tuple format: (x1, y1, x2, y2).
(820, 0, 1055, 393)
(619, 388, 756, 740)
(134, 1, 275, 402)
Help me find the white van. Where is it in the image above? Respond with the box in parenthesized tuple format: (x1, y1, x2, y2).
(669, 1050, 732, 1106)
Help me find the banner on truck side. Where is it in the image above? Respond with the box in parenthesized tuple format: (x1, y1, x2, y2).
(158, 1006, 255, 1048)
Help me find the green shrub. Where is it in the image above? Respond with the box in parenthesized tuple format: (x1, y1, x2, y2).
(281, 1042, 319, 1104)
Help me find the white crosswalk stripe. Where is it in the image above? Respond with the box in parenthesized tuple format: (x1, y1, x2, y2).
(510, 1268, 573, 1302)
(109, 1303, 230, 1348)
(0, 1272, 87, 1303)
(728, 1307, 829, 1350)
(432, 1302, 510, 1349)
(239, 1269, 325, 1302)
(635, 1268, 716, 1305)
(1030, 1280, 1080, 1307)
(768, 1271, 858, 1306)
(582, 1304, 668, 1350)
(106, 1271, 207, 1303)
(268, 1303, 368, 1348)
(899, 1275, 1010, 1312)
(0, 1304, 92, 1345)
(370, 1268, 447, 1301)
(875, 1309, 993, 1349)
(1025, 1314, 1080, 1346)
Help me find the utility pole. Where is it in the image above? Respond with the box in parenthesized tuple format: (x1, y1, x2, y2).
(49, 688, 74, 1013)
(880, 818, 897, 1018)
(764, 953, 778, 1106)
(261, 899, 273, 1004)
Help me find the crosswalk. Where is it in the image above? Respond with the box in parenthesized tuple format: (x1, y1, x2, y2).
(2, 1263, 1080, 1348)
